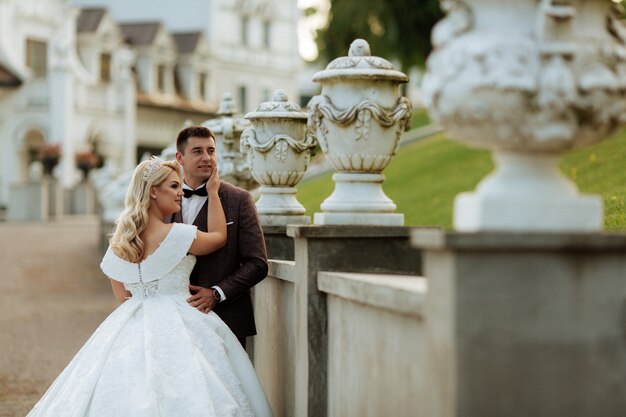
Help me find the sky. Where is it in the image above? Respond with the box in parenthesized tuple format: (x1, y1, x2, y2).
(297, 0, 329, 61)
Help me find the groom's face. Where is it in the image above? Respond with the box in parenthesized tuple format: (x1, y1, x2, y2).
(175, 135, 217, 188)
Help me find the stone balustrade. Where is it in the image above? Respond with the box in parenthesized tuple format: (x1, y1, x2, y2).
(85, 6, 626, 414)
(251, 225, 422, 417)
(247, 3, 626, 415)
(252, 225, 626, 417)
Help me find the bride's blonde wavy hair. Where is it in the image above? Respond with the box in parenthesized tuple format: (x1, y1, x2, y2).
(110, 159, 182, 263)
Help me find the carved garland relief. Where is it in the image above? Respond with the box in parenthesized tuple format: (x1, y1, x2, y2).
(423, 0, 626, 152)
(240, 128, 317, 186)
(307, 95, 412, 171)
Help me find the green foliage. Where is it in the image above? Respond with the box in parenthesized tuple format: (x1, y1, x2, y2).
(410, 108, 431, 130)
(297, 128, 626, 230)
(561, 131, 626, 230)
(316, 0, 443, 73)
(297, 135, 492, 228)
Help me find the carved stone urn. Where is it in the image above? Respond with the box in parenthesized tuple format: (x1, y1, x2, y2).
(203, 93, 256, 191)
(422, 0, 626, 232)
(308, 39, 412, 225)
(241, 89, 317, 225)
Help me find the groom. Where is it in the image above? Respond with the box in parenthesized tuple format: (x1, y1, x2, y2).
(172, 125, 268, 348)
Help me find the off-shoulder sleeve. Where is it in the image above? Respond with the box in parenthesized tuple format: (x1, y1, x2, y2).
(139, 223, 197, 282)
(100, 246, 140, 283)
(163, 223, 198, 259)
(99, 223, 198, 283)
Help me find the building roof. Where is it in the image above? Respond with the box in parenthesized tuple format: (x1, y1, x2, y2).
(172, 32, 203, 54)
(77, 8, 107, 33)
(0, 63, 21, 87)
(119, 22, 162, 46)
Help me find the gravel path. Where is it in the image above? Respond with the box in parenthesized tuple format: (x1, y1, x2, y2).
(0, 217, 116, 417)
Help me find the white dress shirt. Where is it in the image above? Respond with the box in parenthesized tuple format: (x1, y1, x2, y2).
(181, 182, 226, 302)
(181, 183, 207, 225)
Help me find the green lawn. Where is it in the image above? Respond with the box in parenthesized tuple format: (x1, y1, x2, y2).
(410, 108, 431, 129)
(297, 127, 626, 230)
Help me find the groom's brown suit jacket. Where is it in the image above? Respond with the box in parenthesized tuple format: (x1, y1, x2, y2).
(171, 181, 268, 339)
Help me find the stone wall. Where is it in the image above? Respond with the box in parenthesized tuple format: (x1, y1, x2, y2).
(252, 260, 297, 417)
(253, 227, 626, 417)
(320, 272, 427, 417)
(251, 225, 422, 417)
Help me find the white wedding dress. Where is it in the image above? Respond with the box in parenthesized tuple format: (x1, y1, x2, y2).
(27, 223, 273, 417)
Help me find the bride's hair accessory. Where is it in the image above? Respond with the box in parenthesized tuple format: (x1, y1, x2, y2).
(142, 156, 163, 182)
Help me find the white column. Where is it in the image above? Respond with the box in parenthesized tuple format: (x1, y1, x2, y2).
(116, 48, 137, 172)
(48, 12, 77, 189)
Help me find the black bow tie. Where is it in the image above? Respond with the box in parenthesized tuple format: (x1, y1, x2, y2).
(183, 187, 208, 198)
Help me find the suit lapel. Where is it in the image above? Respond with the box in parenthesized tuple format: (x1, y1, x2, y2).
(192, 183, 227, 230)
(193, 200, 209, 230)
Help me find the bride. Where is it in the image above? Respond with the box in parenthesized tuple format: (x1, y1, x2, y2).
(27, 157, 273, 417)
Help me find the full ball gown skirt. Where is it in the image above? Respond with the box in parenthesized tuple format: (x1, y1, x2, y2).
(27, 223, 273, 417)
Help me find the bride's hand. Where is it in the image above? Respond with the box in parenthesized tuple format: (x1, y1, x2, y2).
(205, 168, 220, 195)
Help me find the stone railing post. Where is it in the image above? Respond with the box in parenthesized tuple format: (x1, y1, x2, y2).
(241, 89, 317, 227)
(411, 3, 626, 416)
(422, 0, 626, 232)
(288, 225, 422, 417)
(308, 39, 412, 226)
(412, 229, 626, 417)
(203, 92, 257, 191)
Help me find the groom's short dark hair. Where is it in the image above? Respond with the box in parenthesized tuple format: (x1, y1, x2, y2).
(176, 126, 215, 154)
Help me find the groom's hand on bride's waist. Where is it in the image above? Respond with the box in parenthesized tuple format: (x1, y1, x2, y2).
(188, 285, 218, 314)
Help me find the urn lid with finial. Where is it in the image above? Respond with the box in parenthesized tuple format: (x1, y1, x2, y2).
(244, 89, 308, 120)
(312, 39, 408, 83)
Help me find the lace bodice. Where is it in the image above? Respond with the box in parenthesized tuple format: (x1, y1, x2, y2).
(123, 256, 196, 299)
(100, 223, 198, 299)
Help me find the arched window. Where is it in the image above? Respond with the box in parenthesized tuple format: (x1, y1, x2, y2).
(20, 129, 46, 180)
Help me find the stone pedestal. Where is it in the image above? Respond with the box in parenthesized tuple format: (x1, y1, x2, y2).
(454, 152, 603, 232)
(7, 182, 48, 221)
(7, 179, 65, 221)
(286, 225, 421, 417)
(262, 225, 295, 261)
(314, 173, 404, 226)
(411, 229, 626, 417)
(259, 212, 310, 228)
(46, 179, 64, 219)
(67, 181, 96, 215)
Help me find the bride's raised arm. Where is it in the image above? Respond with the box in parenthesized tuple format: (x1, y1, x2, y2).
(188, 169, 226, 255)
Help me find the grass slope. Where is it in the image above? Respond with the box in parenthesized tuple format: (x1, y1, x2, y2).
(297, 128, 626, 230)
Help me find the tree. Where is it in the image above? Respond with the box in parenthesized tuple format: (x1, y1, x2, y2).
(316, 0, 443, 74)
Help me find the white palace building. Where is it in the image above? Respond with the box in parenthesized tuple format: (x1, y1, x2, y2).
(0, 0, 301, 210)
